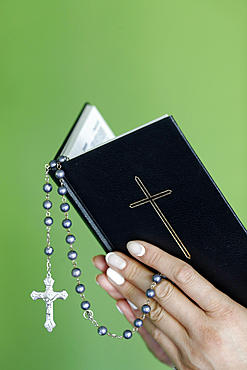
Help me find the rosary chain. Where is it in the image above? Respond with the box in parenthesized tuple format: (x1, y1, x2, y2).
(44, 164, 53, 278)
(46, 257, 51, 277)
(43, 158, 163, 339)
(57, 172, 87, 307)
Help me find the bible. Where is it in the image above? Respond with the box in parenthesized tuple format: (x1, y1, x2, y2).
(50, 103, 247, 308)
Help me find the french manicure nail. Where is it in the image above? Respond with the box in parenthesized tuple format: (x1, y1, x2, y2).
(106, 268, 125, 285)
(127, 241, 146, 256)
(127, 300, 138, 310)
(116, 303, 124, 314)
(105, 252, 127, 270)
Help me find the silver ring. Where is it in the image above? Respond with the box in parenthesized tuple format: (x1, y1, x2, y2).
(172, 366, 178, 370)
(83, 309, 94, 319)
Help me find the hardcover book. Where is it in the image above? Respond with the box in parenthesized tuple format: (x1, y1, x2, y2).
(51, 103, 247, 308)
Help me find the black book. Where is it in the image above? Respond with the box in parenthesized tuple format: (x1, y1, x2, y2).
(51, 103, 247, 308)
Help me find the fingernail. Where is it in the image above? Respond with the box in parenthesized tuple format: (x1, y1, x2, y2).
(127, 300, 138, 310)
(106, 267, 125, 285)
(105, 252, 127, 270)
(116, 303, 123, 314)
(95, 276, 100, 285)
(92, 257, 101, 271)
(127, 241, 146, 256)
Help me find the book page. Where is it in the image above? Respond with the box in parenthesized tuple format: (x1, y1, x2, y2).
(61, 105, 115, 159)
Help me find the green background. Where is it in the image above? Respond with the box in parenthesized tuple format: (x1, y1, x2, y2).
(1, 1, 246, 369)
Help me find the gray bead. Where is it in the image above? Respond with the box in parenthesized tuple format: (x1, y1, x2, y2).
(43, 183, 52, 193)
(57, 155, 67, 163)
(55, 169, 65, 179)
(98, 326, 107, 336)
(57, 186, 67, 195)
(44, 246, 54, 255)
(81, 301, 90, 310)
(123, 330, 132, 339)
(146, 288, 155, 298)
(49, 160, 57, 169)
(141, 304, 151, 314)
(44, 217, 53, 226)
(62, 219, 72, 228)
(67, 250, 77, 260)
(152, 274, 162, 283)
(60, 203, 70, 212)
(43, 200, 52, 209)
(66, 235, 75, 244)
(75, 284, 85, 294)
(71, 268, 81, 277)
(134, 318, 143, 327)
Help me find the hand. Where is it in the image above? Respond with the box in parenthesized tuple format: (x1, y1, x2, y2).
(93, 241, 247, 369)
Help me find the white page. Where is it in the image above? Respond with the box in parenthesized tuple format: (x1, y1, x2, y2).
(61, 105, 115, 159)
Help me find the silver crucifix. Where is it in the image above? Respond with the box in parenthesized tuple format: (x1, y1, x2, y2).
(30, 276, 68, 332)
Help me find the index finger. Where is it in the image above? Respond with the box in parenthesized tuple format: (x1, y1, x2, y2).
(127, 240, 229, 314)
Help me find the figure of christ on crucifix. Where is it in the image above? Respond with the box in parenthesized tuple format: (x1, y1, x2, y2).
(30, 276, 68, 332)
(129, 176, 191, 259)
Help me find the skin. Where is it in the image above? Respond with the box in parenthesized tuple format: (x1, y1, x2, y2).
(92, 241, 247, 370)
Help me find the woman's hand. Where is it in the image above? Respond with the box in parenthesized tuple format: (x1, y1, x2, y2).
(93, 241, 247, 369)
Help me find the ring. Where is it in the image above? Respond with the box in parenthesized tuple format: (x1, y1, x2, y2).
(172, 366, 178, 370)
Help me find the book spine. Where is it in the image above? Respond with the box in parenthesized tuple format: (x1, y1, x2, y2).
(50, 170, 114, 253)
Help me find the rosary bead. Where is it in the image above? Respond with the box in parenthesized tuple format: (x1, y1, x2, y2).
(146, 288, 155, 298)
(67, 250, 77, 260)
(81, 301, 90, 310)
(43, 200, 52, 209)
(71, 268, 81, 277)
(44, 246, 54, 255)
(57, 186, 67, 195)
(62, 219, 72, 228)
(55, 169, 65, 179)
(134, 318, 143, 328)
(43, 183, 52, 193)
(44, 217, 53, 226)
(49, 160, 57, 169)
(123, 330, 132, 339)
(57, 155, 67, 163)
(152, 274, 162, 283)
(66, 235, 76, 244)
(60, 203, 70, 212)
(98, 326, 107, 336)
(141, 304, 151, 314)
(75, 284, 85, 294)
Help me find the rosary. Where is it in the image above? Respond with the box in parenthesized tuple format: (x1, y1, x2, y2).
(30, 156, 163, 338)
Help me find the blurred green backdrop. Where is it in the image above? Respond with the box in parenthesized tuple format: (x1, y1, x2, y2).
(1, 1, 246, 369)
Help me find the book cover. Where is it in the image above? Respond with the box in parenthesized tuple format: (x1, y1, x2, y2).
(51, 109, 247, 308)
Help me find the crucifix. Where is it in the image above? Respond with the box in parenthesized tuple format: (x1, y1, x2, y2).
(30, 276, 68, 332)
(129, 176, 191, 259)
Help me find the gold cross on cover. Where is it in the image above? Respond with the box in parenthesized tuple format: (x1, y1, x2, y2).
(129, 176, 191, 259)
